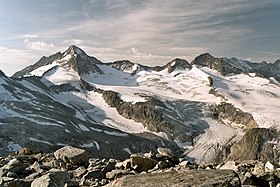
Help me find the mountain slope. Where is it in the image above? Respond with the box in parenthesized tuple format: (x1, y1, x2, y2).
(2, 46, 280, 164)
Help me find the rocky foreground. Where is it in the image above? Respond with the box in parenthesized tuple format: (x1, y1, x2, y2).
(0, 146, 280, 186)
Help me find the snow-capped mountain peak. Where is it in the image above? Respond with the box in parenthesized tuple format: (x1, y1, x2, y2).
(64, 45, 87, 56)
(2, 45, 280, 164)
(165, 58, 192, 73)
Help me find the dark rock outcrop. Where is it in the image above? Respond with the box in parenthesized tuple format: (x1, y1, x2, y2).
(102, 91, 173, 136)
(211, 102, 258, 128)
(0, 70, 6, 77)
(49, 83, 80, 93)
(102, 90, 123, 108)
(80, 78, 95, 91)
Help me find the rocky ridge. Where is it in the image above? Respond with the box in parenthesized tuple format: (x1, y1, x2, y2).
(192, 53, 280, 82)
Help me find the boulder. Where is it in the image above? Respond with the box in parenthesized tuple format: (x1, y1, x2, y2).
(71, 166, 87, 178)
(219, 161, 238, 172)
(102, 159, 117, 173)
(156, 148, 174, 158)
(106, 169, 133, 180)
(4, 179, 32, 187)
(106, 170, 241, 187)
(130, 155, 157, 173)
(265, 161, 274, 172)
(54, 146, 90, 165)
(154, 160, 172, 170)
(2, 158, 28, 175)
(31, 169, 70, 187)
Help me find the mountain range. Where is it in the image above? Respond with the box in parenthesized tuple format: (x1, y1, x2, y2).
(0, 45, 279, 164)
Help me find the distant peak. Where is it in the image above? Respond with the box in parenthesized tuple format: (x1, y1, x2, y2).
(191, 53, 216, 65)
(197, 53, 214, 59)
(64, 45, 87, 56)
(166, 58, 191, 73)
(274, 59, 280, 66)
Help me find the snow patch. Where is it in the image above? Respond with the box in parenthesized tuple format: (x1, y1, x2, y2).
(28, 138, 53, 145)
(120, 94, 147, 104)
(90, 127, 103, 132)
(57, 143, 67, 146)
(79, 124, 90, 131)
(80, 142, 95, 148)
(153, 132, 169, 140)
(7, 142, 22, 152)
(123, 148, 132, 155)
(104, 130, 128, 137)
(93, 141, 100, 150)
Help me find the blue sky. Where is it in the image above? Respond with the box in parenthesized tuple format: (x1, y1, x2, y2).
(1, 0, 280, 75)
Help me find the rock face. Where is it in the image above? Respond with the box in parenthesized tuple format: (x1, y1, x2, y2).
(228, 128, 279, 163)
(102, 90, 123, 108)
(211, 102, 258, 128)
(102, 90, 193, 143)
(49, 83, 80, 93)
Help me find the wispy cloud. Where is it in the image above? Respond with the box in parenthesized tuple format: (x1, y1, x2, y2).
(24, 34, 38, 38)
(63, 39, 86, 46)
(0, 46, 38, 76)
(24, 39, 58, 52)
(1, 0, 280, 74)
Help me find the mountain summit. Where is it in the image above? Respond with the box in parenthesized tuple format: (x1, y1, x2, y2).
(12, 45, 103, 79)
(1, 46, 280, 165)
(64, 45, 87, 56)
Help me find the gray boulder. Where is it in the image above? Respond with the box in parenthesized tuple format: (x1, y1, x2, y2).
(31, 169, 70, 187)
(54, 146, 90, 165)
(2, 158, 28, 175)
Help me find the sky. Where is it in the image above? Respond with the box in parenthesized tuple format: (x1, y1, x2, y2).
(1, 0, 280, 76)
